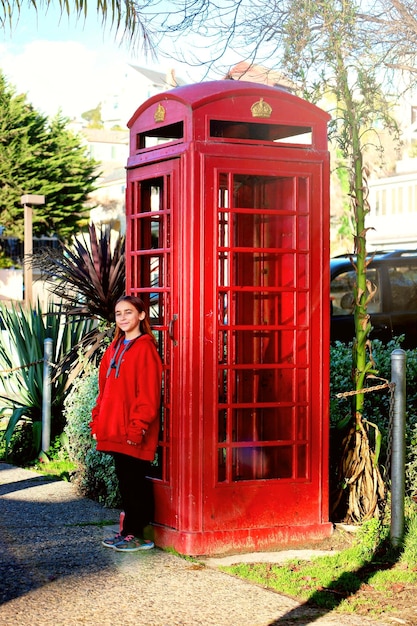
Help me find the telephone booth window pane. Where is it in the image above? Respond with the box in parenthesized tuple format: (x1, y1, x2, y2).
(298, 215, 309, 251)
(231, 406, 293, 442)
(149, 293, 163, 325)
(232, 446, 294, 480)
(297, 292, 308, 326)
(297, 445, 307, 478)
(218, 448, 227, 482)
(297, 254, 309, 289)
(232, 447, 265, 480)
(221, 291, 295, 326)
(218, 408, 227, 442)
(231, 368, 294, 404)
(271, 447, 293, 478)
(233, 175, 295, 210)
(296, 330, 308, 366)
(218, 292, 229, 325)
(218, 371, 227, 407)
(210, 120, 312, 144)
(218, 329, 228, 363)
(297, 406, 308, 440)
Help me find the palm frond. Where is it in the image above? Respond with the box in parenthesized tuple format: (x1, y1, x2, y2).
(30, 223, 125, 364)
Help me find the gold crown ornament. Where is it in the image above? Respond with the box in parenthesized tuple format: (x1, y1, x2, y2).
(154, 103, 166, 123)
(250, 98, 272, 119)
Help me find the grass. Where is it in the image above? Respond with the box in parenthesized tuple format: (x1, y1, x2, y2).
(25, 457, 77, 481)
(221, 516, 417, 620)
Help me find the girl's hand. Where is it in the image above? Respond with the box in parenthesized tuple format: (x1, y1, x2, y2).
(127, 429, 146, 446)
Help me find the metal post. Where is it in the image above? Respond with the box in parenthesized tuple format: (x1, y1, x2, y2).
(42, 338, 53, 453)
(20, 194, 45, 307)
(23, 203, 33, 305)
(390, 348, 407, 548)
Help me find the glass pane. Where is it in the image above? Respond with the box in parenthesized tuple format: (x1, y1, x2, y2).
(229, 213, 296, 250)
(226, 252, 296, 290)
(148, 292, 164, 325)
(218, 371, 228, 406)
(218, 409, 227, 442)
(297, 445, 308, 478)
(297, 406, 308, 440)
(231, 406, 293, 442)
(231, 368, 294, 404)
(232, 175, 295, 212)
(330, 270, 355, 315)
(331, 268, 381, 315)
(137, 216, 162, 249)
(218, 448, 227, 482)
(389, 265, 417, 311)
(232, 330, 279, 364)
(232, 446, 293, 480)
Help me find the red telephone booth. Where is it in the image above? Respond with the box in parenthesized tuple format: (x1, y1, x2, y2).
(126, 81, 332, 555)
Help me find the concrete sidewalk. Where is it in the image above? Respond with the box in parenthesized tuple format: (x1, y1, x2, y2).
(0, 463, 389, 626)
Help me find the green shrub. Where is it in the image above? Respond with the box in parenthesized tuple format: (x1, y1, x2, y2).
(401, 510, 417, 566)
(330, 338, 417, 500)
(63, 367, 120, 508)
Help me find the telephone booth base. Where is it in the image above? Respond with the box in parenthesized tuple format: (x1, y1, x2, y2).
(153, 523, 333, 557)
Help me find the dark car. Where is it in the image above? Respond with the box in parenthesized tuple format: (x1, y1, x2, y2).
(330, 250, 417, 348)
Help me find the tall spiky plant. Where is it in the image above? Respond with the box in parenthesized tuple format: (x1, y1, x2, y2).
(31, 223, 126, 366)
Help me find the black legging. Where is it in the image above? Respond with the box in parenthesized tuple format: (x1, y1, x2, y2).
(112, 453, 154, 538)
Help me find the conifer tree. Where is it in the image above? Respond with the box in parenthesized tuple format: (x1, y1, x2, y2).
(0, 71, 99, 241)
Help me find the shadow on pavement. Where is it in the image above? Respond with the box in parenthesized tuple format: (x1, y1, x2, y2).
(0, 463, 119, 605)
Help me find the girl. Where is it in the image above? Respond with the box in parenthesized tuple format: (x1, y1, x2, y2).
(90, 295, 162, 552)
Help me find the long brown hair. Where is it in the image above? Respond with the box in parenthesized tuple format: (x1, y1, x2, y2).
(113, 296, 156, 345)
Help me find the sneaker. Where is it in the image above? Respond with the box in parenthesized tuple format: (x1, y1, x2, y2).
(102, 532, 125, 548)
(113, 535, 155, 552)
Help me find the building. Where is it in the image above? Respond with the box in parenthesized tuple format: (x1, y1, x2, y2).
(368, 163, 417, 250)
(100, 65, 187, 130)
(366, 91, 417, 251)
(81, 65, 188, 233)
(90, 65, 187, 227)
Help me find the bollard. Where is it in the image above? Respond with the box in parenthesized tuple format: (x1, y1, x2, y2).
(42, 338, 53, 453)
(390, 348, 407, 548)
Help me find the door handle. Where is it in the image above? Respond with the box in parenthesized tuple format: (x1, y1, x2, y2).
(168, 314, 178, 346)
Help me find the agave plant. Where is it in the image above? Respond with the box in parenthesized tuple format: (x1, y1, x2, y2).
(30, 223, 126, 365)
(0, 300, 95, 460)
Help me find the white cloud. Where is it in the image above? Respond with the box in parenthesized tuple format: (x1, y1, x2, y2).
(1, 39, 127, 119)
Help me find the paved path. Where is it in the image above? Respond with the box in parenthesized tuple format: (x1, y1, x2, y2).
(0, 463, 391, 626)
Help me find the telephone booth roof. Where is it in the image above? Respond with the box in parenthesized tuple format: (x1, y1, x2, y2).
(128, 80, 330, 153)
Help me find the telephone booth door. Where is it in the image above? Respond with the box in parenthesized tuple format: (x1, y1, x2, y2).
(202, 157, 326, 533)
(126, 159, 179, 529)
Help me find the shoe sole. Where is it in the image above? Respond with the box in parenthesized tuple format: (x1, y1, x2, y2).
(114, 542, 155, 552)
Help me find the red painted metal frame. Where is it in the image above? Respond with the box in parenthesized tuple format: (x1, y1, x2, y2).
(126, 81, 332, 555)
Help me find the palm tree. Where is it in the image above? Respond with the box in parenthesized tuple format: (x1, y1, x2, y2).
(1, 0, 154, 48)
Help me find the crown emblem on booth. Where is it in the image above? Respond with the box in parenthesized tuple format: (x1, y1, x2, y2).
(251, 98, 272, 119)
(154, 103, 166, 123)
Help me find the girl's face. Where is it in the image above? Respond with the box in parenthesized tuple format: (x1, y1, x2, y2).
(115, 301, 145, 338)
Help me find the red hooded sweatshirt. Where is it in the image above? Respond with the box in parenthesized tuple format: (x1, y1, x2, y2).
(90, 334, 162, 461)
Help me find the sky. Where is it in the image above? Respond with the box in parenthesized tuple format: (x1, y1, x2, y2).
(0, 3, 207, 120)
